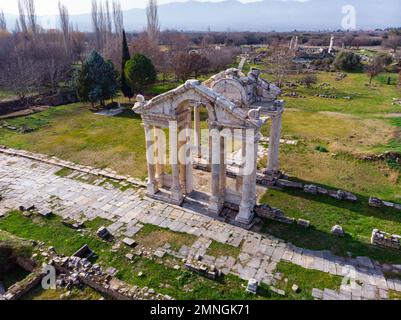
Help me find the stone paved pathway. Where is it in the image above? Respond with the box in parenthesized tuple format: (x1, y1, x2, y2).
(1, 152, 401, 300)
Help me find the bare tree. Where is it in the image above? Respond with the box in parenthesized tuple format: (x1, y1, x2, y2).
(1, 55, 42, 99)
(265, 44, 293, 87)
(383, 34, 401, 53)
(58, 1, 71, 55)
(364, 55, 385, 85)
(112, 0, 123, 37)
(92, 0, 102, 50)
(24, 0, 37, 35)
(14, 19, 21, 33)
(18, 0, 28, 33)
(105, 0, 112, 35)
(146, 0, 160, 44)
(0, 10, 7, 32)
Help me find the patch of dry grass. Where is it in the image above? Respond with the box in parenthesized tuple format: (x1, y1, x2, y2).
(134, 224, 197, 251)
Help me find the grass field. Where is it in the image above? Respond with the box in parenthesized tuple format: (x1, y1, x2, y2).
(0, 90, 17, 101)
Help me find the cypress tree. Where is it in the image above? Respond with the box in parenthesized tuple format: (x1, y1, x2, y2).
(121, 29, 133, 100)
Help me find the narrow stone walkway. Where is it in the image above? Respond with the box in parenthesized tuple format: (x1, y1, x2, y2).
(0, 152, 401, 300)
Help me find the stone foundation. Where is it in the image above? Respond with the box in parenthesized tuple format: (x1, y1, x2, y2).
(371, 229, 401, 250)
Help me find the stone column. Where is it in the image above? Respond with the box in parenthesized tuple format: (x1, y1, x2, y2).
(208, 131, 213, 170)
(250, 135, 259, 205)
(236, 134, 256, 226)
(155, 127, 165, 188)
(170, 121, 182, 204)
(144, 124, 158, 195)
(194, 104, 201, 159)
(209, 128, 221, 215)
(186, 111, 194, 193)
(178, 125, 187, 192)
(219, 135, 226, 199)
(236, 134, 246, 192)
(267, 113, 282, 174)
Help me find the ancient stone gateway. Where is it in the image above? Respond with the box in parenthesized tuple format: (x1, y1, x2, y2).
(133, 68, 284, 227)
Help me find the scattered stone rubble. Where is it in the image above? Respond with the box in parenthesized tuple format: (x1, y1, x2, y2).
(335, 73, 347, 81)
(362, 151, 401, 163)
(392, 98, 401, 106)
(371, 229, 401, 250)
(51, 254, 171, 300)
(0, 121, 36, 133)
(184, 260, 222, 280)
(282, 92, 305, 98)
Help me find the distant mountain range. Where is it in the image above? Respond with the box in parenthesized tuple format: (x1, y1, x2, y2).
(4, 0, 401, 32)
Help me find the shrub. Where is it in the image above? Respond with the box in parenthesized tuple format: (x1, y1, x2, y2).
(315, 145, 329, 153)
(302, 74, 318, 87)
(333, 51, 362, 72)
(125, 54, 157, 94)
(74, 51, 119, 107)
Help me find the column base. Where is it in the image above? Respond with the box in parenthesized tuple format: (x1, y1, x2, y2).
(146, 181, 159, 196)
(156, 173, 165, 188)
(263, 169, 283, 179)
(171, 188, 184, 206)
(236, 205, 255, 226)
(208, 196, 224, 216)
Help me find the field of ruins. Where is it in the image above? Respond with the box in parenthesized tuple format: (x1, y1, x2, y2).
(1, 0, 401, 305)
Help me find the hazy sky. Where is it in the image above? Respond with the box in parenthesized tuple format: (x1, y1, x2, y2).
(0, 0, 279, 15)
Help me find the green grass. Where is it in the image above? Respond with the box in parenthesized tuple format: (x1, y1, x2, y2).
(21, 286, 105, 300)
(206, 240, 241, 259)
(55, 167, 73, 177)
(0, 90, 17, 101)
(0, 104, 149, 179)
(274, 261, 342, 300)
(265, 71, 401, 115)
(0, 211, 272, 300)
(389, 290, 401, 300)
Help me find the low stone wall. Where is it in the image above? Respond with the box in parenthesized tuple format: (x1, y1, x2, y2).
(0, 91, 78, 117)
(371, 229, 401, 250)
(369, 197, 401, 211)
(254, 204, 295, 224)
(276, 179, 358, 202)
(2, 269, 44, 300)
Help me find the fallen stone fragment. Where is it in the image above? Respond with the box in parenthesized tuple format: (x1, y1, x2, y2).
(369, 197, 383, 208)
(292, 284, 299, 293)
(122, 237, 136, 247)
(297, 219, 310, 228)
(97, 226, 110, 239)
(246, 278, 258, 294)
(331, 225, 345, 237)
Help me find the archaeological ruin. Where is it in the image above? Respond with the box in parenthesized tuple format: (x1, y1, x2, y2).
(133, 68, 283, 227)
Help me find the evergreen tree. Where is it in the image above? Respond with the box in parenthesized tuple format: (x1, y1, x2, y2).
(74, 51, 119, 107)
(125, 54, 157, 94)
(121, 29, 133, 100)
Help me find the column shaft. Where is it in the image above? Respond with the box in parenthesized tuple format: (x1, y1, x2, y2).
(144, 125, 158, 195)
(194, 105, 201, 159)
